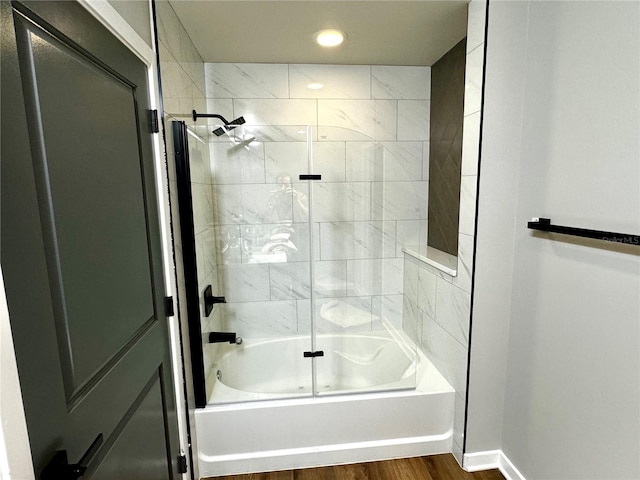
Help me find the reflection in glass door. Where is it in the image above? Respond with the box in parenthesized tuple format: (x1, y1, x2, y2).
(206, 124, 316, 404)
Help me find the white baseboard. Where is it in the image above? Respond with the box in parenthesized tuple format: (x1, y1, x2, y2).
(463, 450, 526, 480)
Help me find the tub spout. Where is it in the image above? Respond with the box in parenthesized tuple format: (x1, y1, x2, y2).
(208, 332, 242, 344)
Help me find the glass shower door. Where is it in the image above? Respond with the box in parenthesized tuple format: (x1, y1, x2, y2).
(306, 126, 420, 396)
(208, 123, 316, 403)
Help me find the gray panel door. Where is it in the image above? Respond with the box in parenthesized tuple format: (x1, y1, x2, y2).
(1, 1, 180, 478)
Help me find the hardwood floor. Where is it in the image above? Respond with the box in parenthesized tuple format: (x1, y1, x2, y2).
(207, 454, 504, 480)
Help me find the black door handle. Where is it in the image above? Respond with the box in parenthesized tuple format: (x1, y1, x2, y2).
(42, 433, 103, 480)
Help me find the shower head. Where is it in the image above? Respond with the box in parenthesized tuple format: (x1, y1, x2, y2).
(212, 116, 246, 136)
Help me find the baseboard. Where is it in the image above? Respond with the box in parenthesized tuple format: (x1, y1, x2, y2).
(463, 450, 526, 480)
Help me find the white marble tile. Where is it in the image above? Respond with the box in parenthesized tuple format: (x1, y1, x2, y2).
(319, 221, 396, 260)
(347, 258, 403, 297)
(198, 227, 218, 281)
(318, 100, 398, 141)
(265, 142, 345, 183)
(298, 296, 374, 334)
(195, 230, 207, 286)
(452, 439, 463, 466)
(162, 97, 180, 122)
(451, 233, 474, 293)
(461, 111, 481, 176)
(398, 100, 430, 141)
(191, 183, 213, 234)
(421, 312, 468, 395)
(214, 183, 293, 225)
(396, 220, 422, 257)
(204, 98, 234, 128)
(156, 2, 185, 62)
(316, 126, 372, 142)
(234, 99, 317, 126)
(371, 294, 403, 329)
(240, 222, 316, 264)
(467, 0, 487, 53)
(417, 264, 437, 319)
(289, 64, 370, 99)
(458, 176, 477, 236)
(403, 256, 419, 305)
(160, 58, 193, 101)
(422, 141, 430, 181)
(296, 182, 370, 223)
(187, 134, 212, 185)
(220, 300, 298, 338)
(453, 392, 466, 451)
(220, 264, 271, 302)
(319, 296, 373, 333)
(314, 260, 347, 298)
(371, 66, 430, 100)
(402, 297, 422, 348)
(205, 63, 289, 99)
(413, 233, 473, 294)
(270, 262, 311, 300)
(346, 142, 423, 181)
(210, 140, 265, 184)
(187, 61, 206, 98)
(216, 225, 242, 265)
(463, 46, 484, 117)
(435, 278, 470, 346)
(370, 181, 427, 221)
(241, 125, 314, 143)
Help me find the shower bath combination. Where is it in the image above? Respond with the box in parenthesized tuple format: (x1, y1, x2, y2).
(171, 117, 455, 477)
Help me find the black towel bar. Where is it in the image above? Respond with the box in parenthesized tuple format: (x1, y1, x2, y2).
(527, 218, 639, 245)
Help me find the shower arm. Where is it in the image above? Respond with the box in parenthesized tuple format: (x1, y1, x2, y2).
(192, 110, 231, 124)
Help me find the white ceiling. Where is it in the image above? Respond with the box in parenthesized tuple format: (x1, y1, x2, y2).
(167, 1, 470, 66)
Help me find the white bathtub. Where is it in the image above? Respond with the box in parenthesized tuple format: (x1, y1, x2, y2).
(207, 334, 421, 403)
(196, 332, 455, 477)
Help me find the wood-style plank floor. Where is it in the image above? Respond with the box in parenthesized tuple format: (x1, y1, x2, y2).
(206, 454, 504, 480)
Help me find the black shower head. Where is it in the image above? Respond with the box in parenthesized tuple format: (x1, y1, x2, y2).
(213, 116, 246, 136)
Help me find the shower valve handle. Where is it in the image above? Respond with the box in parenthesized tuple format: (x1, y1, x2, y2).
(204, 285, 226, 317)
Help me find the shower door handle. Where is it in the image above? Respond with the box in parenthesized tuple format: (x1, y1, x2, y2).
(303, 350, 324, 358)
(41, 433, 103, 480)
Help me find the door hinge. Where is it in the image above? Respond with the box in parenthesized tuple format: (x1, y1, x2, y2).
(177, 454, 188, 474)
(149, 109, 159, 134)
(164, 296, 175, 317)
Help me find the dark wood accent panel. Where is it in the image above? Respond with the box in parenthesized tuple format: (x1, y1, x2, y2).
(428, 38, 467, 256)
(208, 454, 504, 480)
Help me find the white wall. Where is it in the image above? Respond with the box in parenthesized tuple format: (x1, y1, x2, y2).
(467, 1, 640, 479)
(465, 0, 529, 455)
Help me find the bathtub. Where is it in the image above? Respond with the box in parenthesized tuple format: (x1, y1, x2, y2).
(196, 332, 455, 477)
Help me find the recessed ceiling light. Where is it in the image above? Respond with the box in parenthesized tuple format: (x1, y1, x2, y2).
(307, 83, 324, 90)
(315, 29, 346, 47)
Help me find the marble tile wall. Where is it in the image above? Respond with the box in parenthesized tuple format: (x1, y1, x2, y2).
(156, 1, 222, 394)
(204, 62, 431, 344)
(403, 0, 486, 464)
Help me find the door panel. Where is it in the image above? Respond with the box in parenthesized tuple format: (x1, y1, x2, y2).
(1, 1, 180, 478)
(91, 374, 170, 480)
(21, 13, 156, 398)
